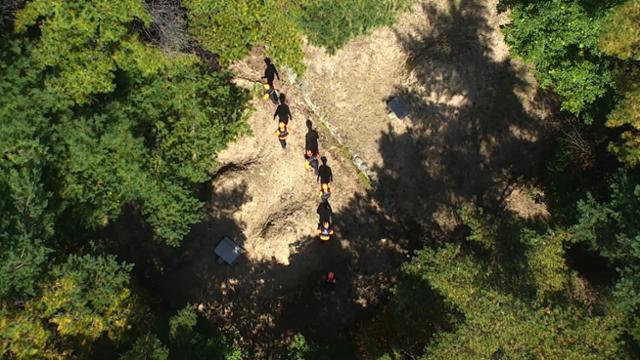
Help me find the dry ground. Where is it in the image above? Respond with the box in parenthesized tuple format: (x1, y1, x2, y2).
(303, 0, 554, 235)
(147, 54, 409, 357)
(110, 0, 554, 357)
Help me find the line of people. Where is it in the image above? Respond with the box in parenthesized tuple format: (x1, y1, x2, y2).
(263, 58, 336, 287)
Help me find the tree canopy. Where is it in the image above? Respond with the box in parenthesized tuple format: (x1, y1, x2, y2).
(3, 0, 640, 358)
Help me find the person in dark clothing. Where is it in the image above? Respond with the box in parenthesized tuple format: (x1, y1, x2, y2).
(274, 121, 289, 149)
(317, 156, 333, 200)
(274, 93, 292, 124)
(263, 57, 280, 90)
(317, 221, 334, 242)
(262, 83, 279, 105)
(317, 200, 332, 224)
(305, 119, 319, 154)
(317, 156, 332, 184)
(319, 182, 331, 201)
(305, 149, 320, 176)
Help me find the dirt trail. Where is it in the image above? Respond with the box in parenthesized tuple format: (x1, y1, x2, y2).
(119, 0, 555, 357)
(146, 51, 409, 357)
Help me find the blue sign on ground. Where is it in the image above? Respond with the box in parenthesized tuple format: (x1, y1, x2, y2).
(388, 97, 409, 119)
(214, 236, 245, 264)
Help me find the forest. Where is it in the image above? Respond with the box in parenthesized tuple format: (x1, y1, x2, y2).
(1, 0, 639, 359)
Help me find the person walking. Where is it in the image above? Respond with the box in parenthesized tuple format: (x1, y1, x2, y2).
(317, 220, 334, 243)
(274, 121, 290, 149)
(317, 156, 332, 200)
(305, 149, 320, 176)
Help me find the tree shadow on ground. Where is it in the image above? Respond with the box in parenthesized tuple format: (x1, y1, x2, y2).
(105, 1, 557, 356)
(190, 191, 406, 357)
(104, 181, 251, 305)
(377, 0, 553, 240)
(106, 176, 405, 357)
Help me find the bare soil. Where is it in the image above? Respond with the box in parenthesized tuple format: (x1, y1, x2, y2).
(157, 52, 409, 357)
(112, 0, 555, 357)
(302, 0, 554, 233)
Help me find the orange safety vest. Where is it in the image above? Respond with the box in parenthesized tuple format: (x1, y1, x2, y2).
(275, 122, 288, 140)
(319, 226, 333, 241)
(319, 183, 331, 200)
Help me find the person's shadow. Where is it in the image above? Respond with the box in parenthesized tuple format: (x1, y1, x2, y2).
(305, 119, 320, 153)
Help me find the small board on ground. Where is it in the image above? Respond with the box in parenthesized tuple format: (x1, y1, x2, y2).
(214, 236, 246, 265)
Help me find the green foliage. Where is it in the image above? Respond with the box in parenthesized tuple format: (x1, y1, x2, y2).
(378, 186, 640, 358)
(606, 86, 640, 166)
(169, 305, 198, 341)
(283, 333, 352, 360)
(571, 170, 640, 313)
(120, 334, 169, 360)
(286, 334, 312, 360)
(0, 237, 50, 300)
(0, 36, 56, 300)
(140, 180, 202, 247)
(1, 0, 255, 355)
(298, 0, 414, 54)
(167, 305, 243, 360)
(0, 306, 58, 359)
(521, 228, 572, 299)
(501, 0, 615, 119)
(182, 0, 305, 74)
(409, 244, 624, 359)
(0, 162, 53, 299)
(459, 205, 499, 250)
(2, 0, 251, 246)
(600, 0, 640, 166)
(0, 254, 134, 359)
(600, 0, 640, 61)
(14, 0, 154, 104)
(125, 63, 251, 185)
(52, 113, 147, 229)
(38, 254, 134, 340)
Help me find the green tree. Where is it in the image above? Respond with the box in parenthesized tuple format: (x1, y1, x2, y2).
(167, 305, 243, 360)
(500, 0, 617, 119)
(182, 0, 305, 73)
(298, 0, 414, 54)
(0, 254, 134, 359)
(4, 0, 251, 246)
(599, 0, 640, 61)
(120, 334, 169, 360)
(521, 228, 572, 299)
(372, 195, 634, 358)
(571, 170, 640, 320)
(14, 0, 158, 104)
(599, 0, 640, 166)
(407, 244, 624, 359)
(0, 38, 54, 300)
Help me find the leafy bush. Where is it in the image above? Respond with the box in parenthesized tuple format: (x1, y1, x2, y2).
(120, 334, 169, 360)
(500, 0, 615, 120)
(182, 0, 305, 73)
(298, 0, 414, 53)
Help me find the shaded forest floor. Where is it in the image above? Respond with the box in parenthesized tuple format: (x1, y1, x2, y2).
(109, 0, 555, 357)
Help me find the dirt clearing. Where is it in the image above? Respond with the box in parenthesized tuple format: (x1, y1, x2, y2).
(302, 0, 553, 235)
(145, 50, 409, 356)
(188, 0, 554, 355)
(112, 0, 555, 357)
